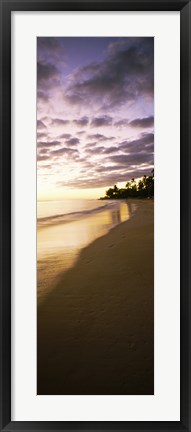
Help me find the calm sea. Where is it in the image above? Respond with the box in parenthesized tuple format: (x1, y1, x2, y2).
(37, 199, 137, 302)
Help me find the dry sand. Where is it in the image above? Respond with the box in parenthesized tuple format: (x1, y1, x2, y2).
(37, 199, 154, 395)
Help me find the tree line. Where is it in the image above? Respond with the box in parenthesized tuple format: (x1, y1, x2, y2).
(100, 169, 154, 200)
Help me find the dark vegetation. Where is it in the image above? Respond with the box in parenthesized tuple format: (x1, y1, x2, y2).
(100, 169, 154, 200)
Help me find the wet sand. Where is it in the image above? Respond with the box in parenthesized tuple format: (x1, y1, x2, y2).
(37, 199, 154, 395)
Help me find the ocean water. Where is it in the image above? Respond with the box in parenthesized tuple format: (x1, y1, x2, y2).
(37, 199, 137, 302)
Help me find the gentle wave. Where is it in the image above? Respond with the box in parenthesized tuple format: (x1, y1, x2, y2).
(37, 202, 116, 228)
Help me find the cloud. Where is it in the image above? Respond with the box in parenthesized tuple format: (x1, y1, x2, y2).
(85, 142, 97, 148)
(73, 117, 89, 127)
(65, 94, 84, 105)
(86, 146, 105, 155)
(82, 133, 154, 165)
(87, 133, 115, 142)
(115, 117, 154, 129)
(37, 140, 60, 149)
(85, 145, 119, 155)
(38, 148, 49, 155)
(90, 116, 113, 127)
(65, 137, 80, 146)
(37, 132, 47, 139)
(58, 168, 153, 189)
(37, 39, 66, 95)
(37, 38, 154, 193)
(65, 38, 154, 109)
(51, 147, 78, 156)
(95, 164, 131, 173)
(59, 133, 71, 139)
(37, 154, 50, 161)
(37, 37, 66, 64)
(37, 90, 50, 102)
(115, 119, 129, 127)
(77, 130, 86, 135)
(41, 164, 52, 169)
(37, 62, 58, 84)
(109, 152, 153, 165)
(51, 118, 70, 126)
(129, 116, 154, 128)
(37, 120, 47, 130)
(119, 133, 154, 152)
(102, 146, 119, 154)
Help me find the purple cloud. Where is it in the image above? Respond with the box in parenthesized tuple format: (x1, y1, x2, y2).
(90, 116, 113, 127)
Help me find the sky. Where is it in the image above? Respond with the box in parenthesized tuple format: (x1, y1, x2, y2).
(37, 37, 154, 200)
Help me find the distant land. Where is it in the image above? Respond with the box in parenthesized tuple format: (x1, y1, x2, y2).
(99, 170, 154, 200)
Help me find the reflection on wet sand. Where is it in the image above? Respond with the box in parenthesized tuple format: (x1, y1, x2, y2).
(37, 200, 154, 395)
(37, 201, 137, 301)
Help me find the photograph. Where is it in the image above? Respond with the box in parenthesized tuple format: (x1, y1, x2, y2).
(37, 36, 154, 395)
(1, 0, 190, 429)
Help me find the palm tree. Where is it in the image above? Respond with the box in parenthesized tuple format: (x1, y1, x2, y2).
(125, 181, 131, 189)
(102, 173, 154, 199)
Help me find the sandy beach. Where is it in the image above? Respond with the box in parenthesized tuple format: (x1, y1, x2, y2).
(37, 199, 154, 395)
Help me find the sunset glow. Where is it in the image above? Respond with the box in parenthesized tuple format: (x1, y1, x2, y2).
(37, 37, 154, 200)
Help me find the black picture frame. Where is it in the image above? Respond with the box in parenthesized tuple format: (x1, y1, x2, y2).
(0, 0, 190, 431)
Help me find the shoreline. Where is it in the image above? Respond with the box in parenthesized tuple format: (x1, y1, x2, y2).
(37, 198, 136, 230)
(37, 199, 136, 301)
(37, 199, 154, 395)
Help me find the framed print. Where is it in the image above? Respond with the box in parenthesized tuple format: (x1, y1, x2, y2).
(0, 0, 190, 431)
(36, 35, 155, 397)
